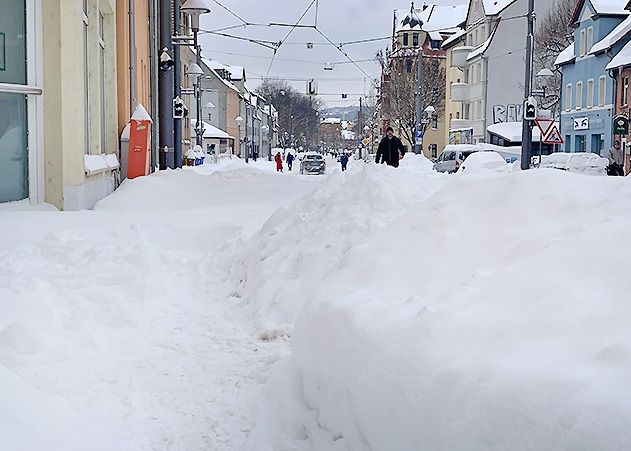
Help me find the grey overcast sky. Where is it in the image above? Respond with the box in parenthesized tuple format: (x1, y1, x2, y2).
(198, 0, 468, 108)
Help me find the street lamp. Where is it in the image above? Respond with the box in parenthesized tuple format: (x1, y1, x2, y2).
(182, 0, 210, 146)
(235, 116, 244, 159)
(186, 62, 205, 145)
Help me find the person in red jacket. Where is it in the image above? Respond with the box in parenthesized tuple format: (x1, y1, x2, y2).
(275, 151, 284, 172)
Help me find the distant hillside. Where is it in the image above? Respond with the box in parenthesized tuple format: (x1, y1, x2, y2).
(322, 106, 359, 121)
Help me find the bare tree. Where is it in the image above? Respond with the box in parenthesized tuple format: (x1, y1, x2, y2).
(534, 0, 577, 114)
(257, 78, 324, 149)
(377, 50, 446, 146)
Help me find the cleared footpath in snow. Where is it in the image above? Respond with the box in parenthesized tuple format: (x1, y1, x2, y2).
(0, 159, 325, 451)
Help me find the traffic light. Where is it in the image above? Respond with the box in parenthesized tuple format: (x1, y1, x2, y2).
(524, 96, 537, 121)
(173, 96, 185, 119)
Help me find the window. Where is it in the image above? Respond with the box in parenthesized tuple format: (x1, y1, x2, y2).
(83, 0, 90, 154)
(586, 79, 594, 108)
(413, 33, 419, 47)
(575, 135, 586, 152)
(591, 134, 604, 154)
(599, 76, 606, 106)
(474, 30, 479, 46)
(565, 84, 573, 111)
(431, 115, 438, 129)
(476, 63, 482, 82)
(565, 135, 571, 152)
(576, 81, 583, 109)
(431, 40, 440, 50)
(403, 33, 409, 47)
(99, 12, 106, 154)
(406, 59, 413, 73)
(468, 33, 473, 46)
(430, 144, 438, 158)
(464, 103, 470, 119)
(586, 27, 593, 53)
(579, 29, 586, 57)
(623, 77, 629, 106)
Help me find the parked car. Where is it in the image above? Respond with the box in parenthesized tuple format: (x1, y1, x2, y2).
(540, 152, 608, 176)
(457, 151, 510, 174)
(433, 144, 483, 173)
(300, 152, 326, 175)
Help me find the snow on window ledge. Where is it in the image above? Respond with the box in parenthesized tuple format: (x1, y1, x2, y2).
(84, 153, 120, 176)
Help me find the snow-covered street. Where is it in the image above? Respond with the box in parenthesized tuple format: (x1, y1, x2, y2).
(2, 156, 631, 450)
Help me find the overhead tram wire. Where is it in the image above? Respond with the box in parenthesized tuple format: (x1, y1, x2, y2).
(211, 0, 249, 25)
(314, 28, 375, 81)
(266, 0, 319, 77)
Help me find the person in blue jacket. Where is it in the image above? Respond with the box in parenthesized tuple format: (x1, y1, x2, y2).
(286, 152, 295, 171)
(340, 153, 349, 171)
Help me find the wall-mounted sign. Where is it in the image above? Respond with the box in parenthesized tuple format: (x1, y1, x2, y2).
(613, 115, 629, 135)
(573, 117, 589, 131)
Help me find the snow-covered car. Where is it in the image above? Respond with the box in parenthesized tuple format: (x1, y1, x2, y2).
(457, 151, 509, 174)
(434, 144, 483, 173)
(300, 153, 326, 175)
(540, 152, 608, 176)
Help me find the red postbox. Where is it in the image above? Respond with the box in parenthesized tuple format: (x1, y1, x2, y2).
(127, 104, 153, 179)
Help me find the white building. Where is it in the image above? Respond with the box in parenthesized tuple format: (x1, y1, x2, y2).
(444, 0, 547, 143)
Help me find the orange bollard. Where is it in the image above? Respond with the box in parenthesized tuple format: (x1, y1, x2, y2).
(127, 104, 153, 179)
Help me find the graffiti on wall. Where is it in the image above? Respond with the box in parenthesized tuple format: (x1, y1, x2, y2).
(493, 104, 523, 123)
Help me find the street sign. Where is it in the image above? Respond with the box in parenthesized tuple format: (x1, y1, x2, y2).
(573, 117, 589, 130)
(535, 118, 554, 136)
(613, 115, 629, 135)
(415, 130, 423, 145)
(543, 125, 564, 145)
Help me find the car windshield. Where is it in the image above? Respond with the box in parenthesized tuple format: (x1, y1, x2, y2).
(442, 151, 456, 161)
(461, 151, 474, 160)
(305, 155, 322, 160)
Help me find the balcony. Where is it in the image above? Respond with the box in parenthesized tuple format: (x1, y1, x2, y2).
(451, 46, 474, 68)
(450, 82, 469, 102)
(450, 118, 470, 130)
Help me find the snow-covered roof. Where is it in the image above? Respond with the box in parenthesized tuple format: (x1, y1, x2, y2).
(205, 60, 245, 81)
(467, 29, 495, 61)
(590, 15, 631, 54)
(482, 0, 516, 16)
(321, 117, 342, 125)
(555, 43, 576, 66)
(442, 28, 466, 49)
(428, 30, 443, 41)
(606, 39, 631, 69)
(589, 0, 630, 15)
(396, 4, 467, 33)
(487, 121, 558, 142)
(189, 119, 234, 140)
(202, 58, 241, 93)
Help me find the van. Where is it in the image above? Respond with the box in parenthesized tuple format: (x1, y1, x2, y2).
(433, 144, 483, 173)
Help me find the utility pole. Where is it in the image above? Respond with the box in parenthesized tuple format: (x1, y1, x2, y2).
(158, 0, 174, 169)
(173, 0, 182, 168)
(415, 49, 424, 155)
(521, 0, 535, 170)
(359, 97, 363, 159)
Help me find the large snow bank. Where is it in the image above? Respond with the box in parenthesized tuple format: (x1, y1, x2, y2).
(249, 170, 631, 450)
(225, 155, 445, 336)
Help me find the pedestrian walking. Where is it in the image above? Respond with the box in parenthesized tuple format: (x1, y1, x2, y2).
(608, 140, 625, 176)
(340, 153, 349, 171)
(376, 127, 406, 168)
(287, 152, 295, 171)
(275, 151, 284, 173)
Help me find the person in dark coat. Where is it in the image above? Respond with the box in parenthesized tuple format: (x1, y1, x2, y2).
(340, 153, 349, 171)
(286, 152, 295, 171)
(376, 127, 406, 168)
(275, 152, 283, 172)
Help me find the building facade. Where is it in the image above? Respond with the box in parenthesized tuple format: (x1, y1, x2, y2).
(557, 1, 630, 155)
(1, 0, 125, 210)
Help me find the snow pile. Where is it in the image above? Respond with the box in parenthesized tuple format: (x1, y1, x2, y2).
(249, 170, 631, 450)
(226, 156, 444, 336)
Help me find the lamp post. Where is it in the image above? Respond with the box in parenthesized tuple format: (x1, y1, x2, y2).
(181, 0, 210, 146)
(235, 116, 244, 158)
(186, 62, 204, 145)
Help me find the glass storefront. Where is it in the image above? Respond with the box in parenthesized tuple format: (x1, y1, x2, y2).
(0, 0, 29, 203)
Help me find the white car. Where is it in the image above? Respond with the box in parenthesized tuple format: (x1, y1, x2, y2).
(458, 151, 509, 174)
(433, 144, 484, 173)
(540, 152, 608, 176)
(300, 152, 326, 175)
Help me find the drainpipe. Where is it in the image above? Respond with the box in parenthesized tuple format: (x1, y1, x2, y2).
(149, 0, 159, 171)
(483, 55, 489, 143)
(158, 0, 174, 169)
(607, 48, 617, 155)
(129, 0, 137, 111)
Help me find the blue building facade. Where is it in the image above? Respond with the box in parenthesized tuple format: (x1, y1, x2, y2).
(557, 1, 630, 155)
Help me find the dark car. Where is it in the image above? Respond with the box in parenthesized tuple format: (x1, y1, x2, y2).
(300, 153, 326, 175)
